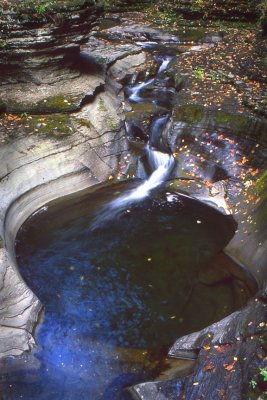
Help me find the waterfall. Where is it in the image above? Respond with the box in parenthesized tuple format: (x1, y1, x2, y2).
(112, 146, 174, 205)
(150, 114, 171, 152)
(158, 56, 172, 74)
(90, 116, 174, 230)
(90, 48, 175, 230)
(128, 78, 154, 102)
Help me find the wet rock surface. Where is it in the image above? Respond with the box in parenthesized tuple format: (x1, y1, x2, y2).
(157, 0, 259, 22)
(0, 0, 104, 113)
(96, 10, 267, 400)
(131, 292, 267, 399)
(0, 2, 131, 361)
(0, 5, 266, 400)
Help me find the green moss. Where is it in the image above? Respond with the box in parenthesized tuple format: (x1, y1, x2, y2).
(3, 95, 80, 114)
(173, 28, 206, 41)
(174, 73, 183, 84)
(22, 114, 73, 138)
(34, 95, 80, 113)
(75, 118, 94, 129)
(253, 169, 267, 224)
(253, 170, 267, 196)
(125, 103, 165, 121)
(98, 98, 107, 112)
(259, 333, 267, 352)
(166, 71, 184, 89)
(215, 112, 248, 126)
(214, 111, 251, 133)
(96, 56, 106, 65)
(174, 104, 205, 124)
(106, 115, 119, 130)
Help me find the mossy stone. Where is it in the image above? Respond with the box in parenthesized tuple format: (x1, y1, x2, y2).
(4, 94, 81, 114)
(33, 95, 81, 114)
(214, 111, 250, 130)
(21, 114, 73, 138)
(125, 103, 167, 121)
(174, 104, 205, 124)
(254, 170, 267, 225)
(173, 28, 206, 42)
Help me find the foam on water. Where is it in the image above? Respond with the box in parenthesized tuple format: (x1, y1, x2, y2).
(128, 78, 154, 102)
(114, 146, 174, 204)
(90, 145, 174, 230)
(158, 56, 172, 74)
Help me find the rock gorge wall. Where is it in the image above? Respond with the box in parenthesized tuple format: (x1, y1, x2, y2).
(156, 0, 261, 22)
(0, 3, 266, 399)
(0, 0, 104, 114)
(0, 1, 137, 358)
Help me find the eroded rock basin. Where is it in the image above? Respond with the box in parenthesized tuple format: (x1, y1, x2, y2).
(0, 182, 256, 400)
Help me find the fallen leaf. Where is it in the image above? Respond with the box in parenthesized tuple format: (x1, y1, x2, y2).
(204, 363, 215, 372)
(203, 345, 211, 351)
(223, 362, 236, 371)
(215, 346, 225, 353)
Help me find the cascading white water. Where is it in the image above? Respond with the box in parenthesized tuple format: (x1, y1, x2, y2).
(158, 56, 172, 74)
(113, 146, 174, 205)
(90, 145, 174, 230)
(91, 50, 175, 229)
(128, 78, 154, 102)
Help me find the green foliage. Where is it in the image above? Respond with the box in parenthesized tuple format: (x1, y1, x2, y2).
(249, 367, 267, 393)
(260, 368, 267, 381)
(194, 67, 205, 79)
(36, 2, 52, 14)
(20, 112, 29, 118)
(209, 70, 217, 81)
(250, 379, 257, 389)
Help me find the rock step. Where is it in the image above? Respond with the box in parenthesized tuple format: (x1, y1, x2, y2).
(0, 2, 103, 69)
(160, 0, 260, 21)
(105, 0, 151, 11)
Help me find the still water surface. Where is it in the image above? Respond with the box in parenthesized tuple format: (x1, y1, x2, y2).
(0, 182, 251, 399)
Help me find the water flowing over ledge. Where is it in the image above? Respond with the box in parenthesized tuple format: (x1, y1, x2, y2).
(0, 6, 266, 400)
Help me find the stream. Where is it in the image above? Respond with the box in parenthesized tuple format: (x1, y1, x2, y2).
(0, 28, 256, 400)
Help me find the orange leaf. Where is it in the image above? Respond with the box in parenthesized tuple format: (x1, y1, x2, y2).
(215, 346, 225, 353)
(204, 363, 215, 372)
(223, 362, 236, 371)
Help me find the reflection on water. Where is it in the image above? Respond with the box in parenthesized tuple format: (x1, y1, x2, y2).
(0, 183, 252, 399)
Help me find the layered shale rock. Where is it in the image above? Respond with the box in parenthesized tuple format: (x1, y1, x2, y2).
(158, 0, 260, 22)
(0, 0, 104, 113)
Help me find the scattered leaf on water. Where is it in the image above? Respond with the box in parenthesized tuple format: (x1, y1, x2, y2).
(204, 363, 215, 372)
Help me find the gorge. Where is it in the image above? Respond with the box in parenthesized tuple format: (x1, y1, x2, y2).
(0, 1, 266, 399)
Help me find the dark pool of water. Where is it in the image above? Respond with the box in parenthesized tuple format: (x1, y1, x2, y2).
(0, 183, 252, 400)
